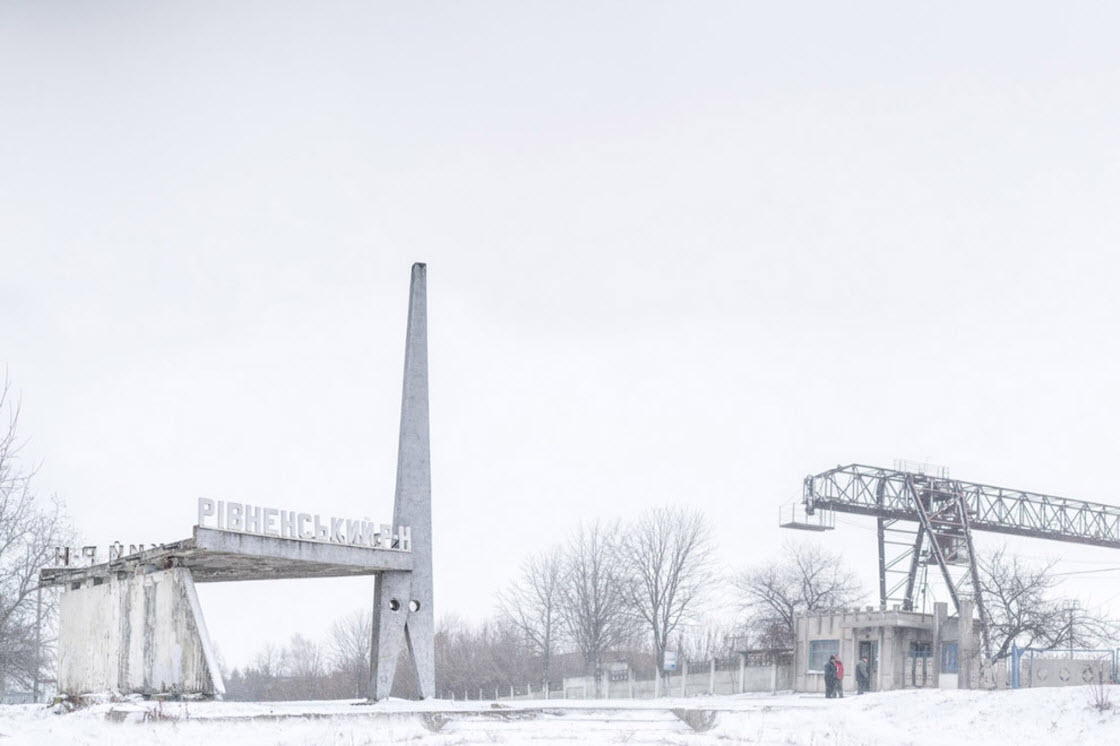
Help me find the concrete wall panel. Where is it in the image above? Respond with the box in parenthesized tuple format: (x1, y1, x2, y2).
(1025, 658, 1108, 688)
(58, 568, 220, 697)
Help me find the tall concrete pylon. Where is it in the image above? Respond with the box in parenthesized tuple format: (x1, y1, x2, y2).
(371, 262, 435, 700)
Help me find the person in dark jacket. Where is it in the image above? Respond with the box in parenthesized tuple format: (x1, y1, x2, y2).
(856, 656, 870, 694)
(834, 657, 845, 697)
(823, 655, 837, 698)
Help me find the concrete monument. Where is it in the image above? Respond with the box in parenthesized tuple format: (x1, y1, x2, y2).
(42, 263, 435, 701)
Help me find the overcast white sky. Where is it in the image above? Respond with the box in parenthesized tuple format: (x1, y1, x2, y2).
(4, 2, 1120, 668)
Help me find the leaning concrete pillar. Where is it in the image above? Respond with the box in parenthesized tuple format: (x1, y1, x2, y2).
(371, 263, 436, 700)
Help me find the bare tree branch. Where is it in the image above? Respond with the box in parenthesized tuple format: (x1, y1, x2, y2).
(497, 545, 564, 691)
(557, 521, 637, 696)
(733, 541, 862, 649)
(0, 378, 72, 695)
(979, 547, 1119, 661)
(617, 506, 715, 691)
(327, 609, 371, 698)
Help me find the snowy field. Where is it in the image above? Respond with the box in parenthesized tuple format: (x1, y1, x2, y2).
(1, 687, 1117, 746)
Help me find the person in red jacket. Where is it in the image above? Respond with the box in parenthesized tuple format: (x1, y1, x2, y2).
(834, 657, 845, 698)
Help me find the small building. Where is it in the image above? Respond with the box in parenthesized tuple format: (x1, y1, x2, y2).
(793, 600, 979, 693)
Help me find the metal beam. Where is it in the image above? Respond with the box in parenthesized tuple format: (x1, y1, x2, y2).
(877, 516, 887, 608)
(805, 464, 1120, 549)
(902, 526, 924, 611)
(907, 476, 961, 612)
(801, 463, 1120, 661)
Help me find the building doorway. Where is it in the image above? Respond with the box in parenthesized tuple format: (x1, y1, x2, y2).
(858, 641, 878, 691)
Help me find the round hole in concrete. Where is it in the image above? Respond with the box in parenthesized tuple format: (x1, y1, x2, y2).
(389, 598, 401, 611)
(409, 600, 421, 612)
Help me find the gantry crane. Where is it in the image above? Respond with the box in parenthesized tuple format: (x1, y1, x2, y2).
(781, 462, 1120, 660)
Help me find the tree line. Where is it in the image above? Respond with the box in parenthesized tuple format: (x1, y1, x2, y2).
(224, 527, 1119, 700)
(226, 508, 721, 700)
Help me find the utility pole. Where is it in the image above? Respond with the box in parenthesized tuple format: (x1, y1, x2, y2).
(1065, 601, 1080, 657)
(33, 586, 42, 702)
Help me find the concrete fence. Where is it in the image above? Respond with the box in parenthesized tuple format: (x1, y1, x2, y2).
(448, 658, 793, 701)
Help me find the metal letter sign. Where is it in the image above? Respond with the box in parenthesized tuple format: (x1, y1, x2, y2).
(195, 498, 411, 551)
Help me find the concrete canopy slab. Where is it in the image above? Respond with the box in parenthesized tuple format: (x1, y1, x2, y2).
(40, 527, 413, 586)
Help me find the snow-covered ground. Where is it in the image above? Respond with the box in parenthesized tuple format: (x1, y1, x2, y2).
(1, 687, 1117, 745)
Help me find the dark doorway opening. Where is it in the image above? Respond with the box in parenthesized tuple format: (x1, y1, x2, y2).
(858, 640, 879, 691)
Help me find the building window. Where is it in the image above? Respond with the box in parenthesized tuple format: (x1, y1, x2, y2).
(808, 639, 839, 672)
(941, 642, 959, 674)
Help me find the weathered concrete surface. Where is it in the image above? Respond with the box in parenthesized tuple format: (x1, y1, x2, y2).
(372, 262, 436, 700)
(190, 527, 413, 579)
(42, 528, 413, 589)
(58, 567, 223, 697)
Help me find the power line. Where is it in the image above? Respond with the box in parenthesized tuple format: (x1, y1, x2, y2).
(1051, 566, 1120, 577)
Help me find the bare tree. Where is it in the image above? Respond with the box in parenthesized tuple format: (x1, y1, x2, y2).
(979, 547, 1117, 661)
(0, 380, 70, 697)
(253, 641, 282, 678)
(433, 614, 535, 699)
(733, 541, 862, 649)
(328, 609, 371, 698)
(497, 546, 564, 693)
(283, 633, 324, 681)
(617, 507, 714, 691)
(678, 622, 745, 662)
(435, 614, 496, 698)
(558, 521, 636, 695)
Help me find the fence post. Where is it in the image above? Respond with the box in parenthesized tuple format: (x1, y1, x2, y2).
(628, 668, 634, 699)
(709, 660, 716, 694)
(655, 667, 661, 697)
(681, 658, 688, 697)
(738, 653, 746, 694)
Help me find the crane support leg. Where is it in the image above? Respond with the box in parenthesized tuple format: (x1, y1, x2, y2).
(877, 517, 887, 608)
(907, 477, 962, 612)
(902, 527, 925, 611)
(953, 481, 992, 660)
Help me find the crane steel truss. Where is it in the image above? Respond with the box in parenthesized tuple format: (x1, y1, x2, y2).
(800, 464, 1120, 659)
(803, 464, 1120, 548)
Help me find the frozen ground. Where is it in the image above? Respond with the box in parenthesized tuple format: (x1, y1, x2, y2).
(1, 686, 1117, 746)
